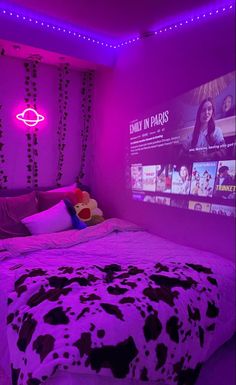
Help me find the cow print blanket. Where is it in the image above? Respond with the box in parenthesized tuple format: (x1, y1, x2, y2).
(7, 259, 220, 385)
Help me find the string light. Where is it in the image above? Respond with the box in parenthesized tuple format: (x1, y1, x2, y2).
(0, 3, 234, 49)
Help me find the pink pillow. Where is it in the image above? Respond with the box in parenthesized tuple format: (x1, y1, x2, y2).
(38, 191, 78, 211)
(0, 191, 38, 239)
(22, 200, 72, 235)
(47, 183, 77, 193)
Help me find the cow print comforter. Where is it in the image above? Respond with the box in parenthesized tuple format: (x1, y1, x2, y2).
(7, 259, 220, 385)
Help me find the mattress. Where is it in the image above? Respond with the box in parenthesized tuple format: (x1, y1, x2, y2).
(0, 218, 235, 385)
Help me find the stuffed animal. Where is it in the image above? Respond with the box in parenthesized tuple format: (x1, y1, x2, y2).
(74, 188, 104, 226)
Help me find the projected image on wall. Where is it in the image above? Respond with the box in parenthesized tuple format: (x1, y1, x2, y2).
(171, 165, 191, 195)
(190, 162, 217, 197)
(129, 71, 236, 217)
(214, 160, 236, 199)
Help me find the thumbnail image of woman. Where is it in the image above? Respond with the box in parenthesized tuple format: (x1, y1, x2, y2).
(172, 165, 191, 194)
(194, 202, 203, 211)
(191, 171, 201, 195)
(215, 165, 235, 199)
(191, 168, 215, 197)
(131, 166, 142, 190)
(156, 165, 172, 192)
(221, 95, 235, 118)
(191, 97, 225, 148)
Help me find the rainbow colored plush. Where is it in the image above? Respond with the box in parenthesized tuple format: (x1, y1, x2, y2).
(73, 188, 104, 226)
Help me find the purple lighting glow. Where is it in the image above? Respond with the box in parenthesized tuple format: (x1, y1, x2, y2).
(0, 3, 234, 48)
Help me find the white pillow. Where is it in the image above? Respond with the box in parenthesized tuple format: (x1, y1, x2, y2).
(22, 200, 72, 235)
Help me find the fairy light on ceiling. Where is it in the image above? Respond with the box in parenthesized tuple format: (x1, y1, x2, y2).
(0, 3, 234, 49)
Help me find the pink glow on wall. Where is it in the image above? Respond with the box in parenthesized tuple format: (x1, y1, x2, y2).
(16, 107, 45, 126)
(0, 55, 88, 188)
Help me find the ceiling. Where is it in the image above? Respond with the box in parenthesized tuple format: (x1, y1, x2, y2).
(0, 0, 231, 69)
(3, 0, 223, 40)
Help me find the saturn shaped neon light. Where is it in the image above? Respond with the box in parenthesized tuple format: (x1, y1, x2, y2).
(16, 108, 45, 127)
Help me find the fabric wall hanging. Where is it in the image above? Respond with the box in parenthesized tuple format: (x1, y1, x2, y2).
(78, 70, 94, 181)
(56, 63, 70, 186)
(0, 104, 8, 189)
(24, 57, 40, 188)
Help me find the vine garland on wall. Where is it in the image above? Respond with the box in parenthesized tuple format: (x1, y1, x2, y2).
(24, 57, 40, 188)
(56, 63, 70, 186)
(78, 70, 94, 181)
(0, 104, 8, 189)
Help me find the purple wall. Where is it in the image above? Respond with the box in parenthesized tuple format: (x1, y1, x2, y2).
(0, 55, 89, 188)
(92, 14, 235, 259)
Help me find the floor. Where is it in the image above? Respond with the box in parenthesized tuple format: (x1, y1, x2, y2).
(196, 335, 235, 385)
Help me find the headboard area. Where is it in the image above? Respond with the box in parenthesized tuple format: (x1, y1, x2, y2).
(0, 183, 90, 197)
(0, 188, 46, 197)
(0, 183, 93, 239)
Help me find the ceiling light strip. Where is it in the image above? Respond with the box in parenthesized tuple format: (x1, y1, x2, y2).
(1, 3, 234, 49)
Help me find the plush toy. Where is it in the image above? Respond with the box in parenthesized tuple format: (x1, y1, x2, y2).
(64, 199, 87, 230)
(73, 188, 104, 226)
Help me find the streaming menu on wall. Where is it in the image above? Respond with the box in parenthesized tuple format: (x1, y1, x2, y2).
(129, 71, 236, 217)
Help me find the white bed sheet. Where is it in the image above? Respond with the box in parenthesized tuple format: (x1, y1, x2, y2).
(0, 221, 235, 385)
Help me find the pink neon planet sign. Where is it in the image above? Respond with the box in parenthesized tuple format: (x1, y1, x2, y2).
(16, 108, 45, 127)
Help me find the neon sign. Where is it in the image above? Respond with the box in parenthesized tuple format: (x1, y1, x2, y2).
(16, 108, 45, 127)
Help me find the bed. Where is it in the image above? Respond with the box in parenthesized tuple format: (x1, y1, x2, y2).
(0, 218, 235, 385)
